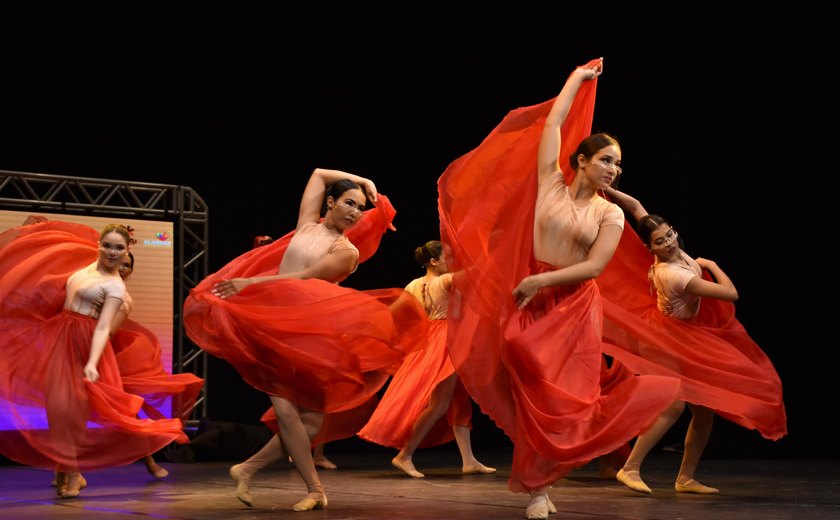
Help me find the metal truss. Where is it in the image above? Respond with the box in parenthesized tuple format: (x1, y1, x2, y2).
(0, 169, 209, 425)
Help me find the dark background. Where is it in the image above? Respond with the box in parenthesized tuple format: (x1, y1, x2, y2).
(1, 2, 837, 460)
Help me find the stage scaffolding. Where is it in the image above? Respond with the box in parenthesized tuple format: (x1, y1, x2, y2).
(0, 169, 209, 425)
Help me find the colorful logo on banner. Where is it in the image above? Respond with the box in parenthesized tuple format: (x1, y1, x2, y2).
(144, 231, 173, 247)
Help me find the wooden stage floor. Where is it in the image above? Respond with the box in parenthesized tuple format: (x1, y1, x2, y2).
(1, 446, 837, 519)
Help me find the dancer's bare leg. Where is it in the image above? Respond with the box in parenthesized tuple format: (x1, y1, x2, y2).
(617, 400, 686, 494)
(675, 405, 718, 494)
(392, 375, 457, 478)
(229, 433, 286, 506)
(453, 425, 496, 475)
(312, 443, 337, 469)
(271, 396, 327, 511)
(46, 384, 86, 498)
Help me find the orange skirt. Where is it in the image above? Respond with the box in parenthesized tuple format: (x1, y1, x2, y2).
(359, 319, 473, 449)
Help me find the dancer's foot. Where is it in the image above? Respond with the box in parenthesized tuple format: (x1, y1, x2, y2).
(59, 472, 83, 499)
(675, 479, 719, 494)
(392, 456, 424, 478)
(55, 471, 68, 497)
(313, 455, 337, 470)
(525, 492, 549, 519)
(546, 494, 557, 514)
(462, 462, 497, 475)
(145, 460, 169, 479)
(229, 464, 253, 507)
(292, 492, 328, 512)
(616, 468, 652, 494)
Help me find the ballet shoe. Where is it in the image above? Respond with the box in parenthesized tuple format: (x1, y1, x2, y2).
(546, 495, 557, 514)
(145, 461, 170, 479)
(313, 457, 337, 470)
(292, 493, 328, 512)
(462, 462, 497, 475)
(675, 479, 719, 494)
(229, 464, 253, 507)
(616, 468, 652, 494)
(392, 456, 424, 478)
(525, 494, 549, 520)
(59, 472, 83, 499)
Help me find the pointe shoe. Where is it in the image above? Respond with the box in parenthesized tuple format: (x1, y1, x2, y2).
(229, 464, 253, 507)
(292, 494, 328, 512)
(616, 469, 652, 494)
(525, 494, 549, 520)
(59, 473, 83, 499)
(462, 462, 497, 475)
(392, 457, 424, 478)
(146, 461, 170, 479)
(675, 479, 719, 494)
(546, 495, 557, 514)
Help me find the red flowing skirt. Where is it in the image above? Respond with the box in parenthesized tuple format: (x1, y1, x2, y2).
(112, 320, 204, 421)
(437, 62, 680, 491)
(598, 230, 787, 440)
(358, 319, 473, 449)
(0, 224, 188, 471)
(183, 195, 429, 414)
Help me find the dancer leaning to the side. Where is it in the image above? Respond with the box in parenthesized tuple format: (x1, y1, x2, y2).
(184, 168, 427, 511)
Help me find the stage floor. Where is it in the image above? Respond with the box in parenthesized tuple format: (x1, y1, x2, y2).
(1, 447, 837, 519)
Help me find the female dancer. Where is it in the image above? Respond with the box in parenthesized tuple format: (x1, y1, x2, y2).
(184, 168, 428, 511)
(111, 251, 204, 479)
(359, 240, 496, 478)
(0, 222, 187, 498)
(437, 58, 680, 519)
(599, 186, 787, 494)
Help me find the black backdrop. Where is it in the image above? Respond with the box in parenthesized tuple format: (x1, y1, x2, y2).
(1, 2, 837, 460)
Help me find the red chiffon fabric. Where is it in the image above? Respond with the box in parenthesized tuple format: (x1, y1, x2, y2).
(437, 61, 681, 492)
(598, 228, 787, 440)
(183, 195, 429, 415)
(358, 319, 473, 449)
(0, 222, 188, 471)
(112, 320, 204, 421)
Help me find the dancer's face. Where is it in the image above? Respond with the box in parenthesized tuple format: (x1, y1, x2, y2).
(99, 232, 129, 271)
(118, 255, 134, 280)
(648, 224, 680, 260)
(329, 188, 366, 231)
(429, 253, 449, 275)
(583, 145, 622, 189)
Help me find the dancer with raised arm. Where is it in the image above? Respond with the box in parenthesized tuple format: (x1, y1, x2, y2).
(184, 168, 427, 511)
(438, 58, 680, 519)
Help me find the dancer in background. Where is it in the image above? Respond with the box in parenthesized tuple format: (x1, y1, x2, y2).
(110, 250, 204, 479)
(184, 168, 427, 511)
(359, 239, 496, 478)
(438, 58, 680, 519)
(599, 186, 787, 494)
(0, 221, 187, 498)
